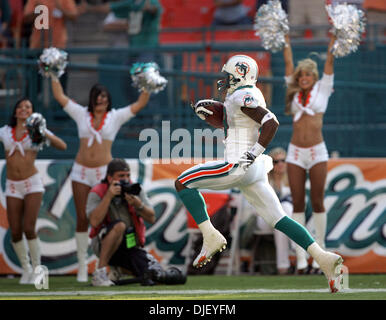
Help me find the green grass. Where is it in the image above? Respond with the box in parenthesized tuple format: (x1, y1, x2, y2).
(0, 274, 385, 300)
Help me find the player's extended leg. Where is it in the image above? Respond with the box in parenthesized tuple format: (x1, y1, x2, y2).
(240, 178, 314, 253)
(240, 179, 343, 293)
(276, 216, 343, 293)
(309, 161, 328, 271)
(175, 161, 240, 267)
(175, 180, 227, 268)
(287, 162, 309, 272)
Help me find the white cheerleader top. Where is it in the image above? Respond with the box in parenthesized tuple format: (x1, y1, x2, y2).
(285, 73, 334, 122)
(63, 100, 135, 147)
(0, 125, 53, 157)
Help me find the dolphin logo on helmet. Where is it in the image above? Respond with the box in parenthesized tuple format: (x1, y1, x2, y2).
(217, 55, 259, 94)
(235, 62, 250, 78)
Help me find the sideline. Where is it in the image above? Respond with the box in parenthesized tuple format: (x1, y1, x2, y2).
(1, 288, 386, 297)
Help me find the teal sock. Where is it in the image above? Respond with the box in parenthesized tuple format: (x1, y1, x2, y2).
(178, 188, 209, 225)
(275, 216, 315, 250)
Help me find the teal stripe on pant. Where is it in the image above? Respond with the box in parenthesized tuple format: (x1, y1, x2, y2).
(183, 164, 238, 187)
(178, 188, 208, 225)
(275, 216, 315, 250)
(177, 162, 229, 180)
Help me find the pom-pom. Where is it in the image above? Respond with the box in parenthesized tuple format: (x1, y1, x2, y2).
(130, 62, 168, 94)
(38, 47, 68, 78)
(326, 3, 366, 58)
(25, 113, 50, 150)
(254, 0, 289, 53)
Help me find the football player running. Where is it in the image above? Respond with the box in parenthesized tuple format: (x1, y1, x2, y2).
(175, 54, 344, 293)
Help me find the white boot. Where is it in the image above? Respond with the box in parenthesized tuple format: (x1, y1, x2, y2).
(75, 232, 89, 282)
(27, 238, 42, 284)
(292, 213, 308, 271)
(27, 238, 41, 269)
(307, 242, 343, 293)
(12, 240, 33, 284)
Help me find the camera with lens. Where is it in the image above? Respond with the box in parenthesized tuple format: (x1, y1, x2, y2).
(118, 180, 142, 198)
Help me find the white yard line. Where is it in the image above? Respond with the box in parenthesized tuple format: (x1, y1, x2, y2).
(0, 288, 386, 296)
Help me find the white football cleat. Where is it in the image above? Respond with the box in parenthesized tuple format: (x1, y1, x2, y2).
(317, 251, 344, 293)
(193, 229, 227, 268)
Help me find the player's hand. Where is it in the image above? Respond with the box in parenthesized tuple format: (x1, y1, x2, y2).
(238, 151, 257, 171)
(191, 100, 214, 120)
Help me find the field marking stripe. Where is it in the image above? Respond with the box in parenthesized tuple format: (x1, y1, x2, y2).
(0, 288, 386, 296)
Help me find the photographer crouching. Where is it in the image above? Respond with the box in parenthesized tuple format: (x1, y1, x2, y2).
(86, 158, 186, 286)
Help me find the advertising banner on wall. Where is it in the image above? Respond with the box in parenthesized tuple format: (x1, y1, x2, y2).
(0, 158, 385, 275)
(323, 159, 386, 273)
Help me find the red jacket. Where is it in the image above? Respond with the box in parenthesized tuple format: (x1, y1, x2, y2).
(88, 183, 146, 247)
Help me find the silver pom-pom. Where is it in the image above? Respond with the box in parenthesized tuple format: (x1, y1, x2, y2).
(38, 47, 68, 78)
(25, 113, 50, 151)
(130, 62, 168, 94)
(326, 3, 366, 58)
(254, 0, 289, 53)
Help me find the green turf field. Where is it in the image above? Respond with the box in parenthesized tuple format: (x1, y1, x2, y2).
(0, 274, 385, 300)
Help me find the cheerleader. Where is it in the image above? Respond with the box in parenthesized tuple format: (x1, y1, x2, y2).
(283, 33, 336, 273)
(0, 98, 67, 284)
(50, 76, 150, 282)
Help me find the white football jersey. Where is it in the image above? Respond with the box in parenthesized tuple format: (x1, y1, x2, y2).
(223, 85, 267, 163)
